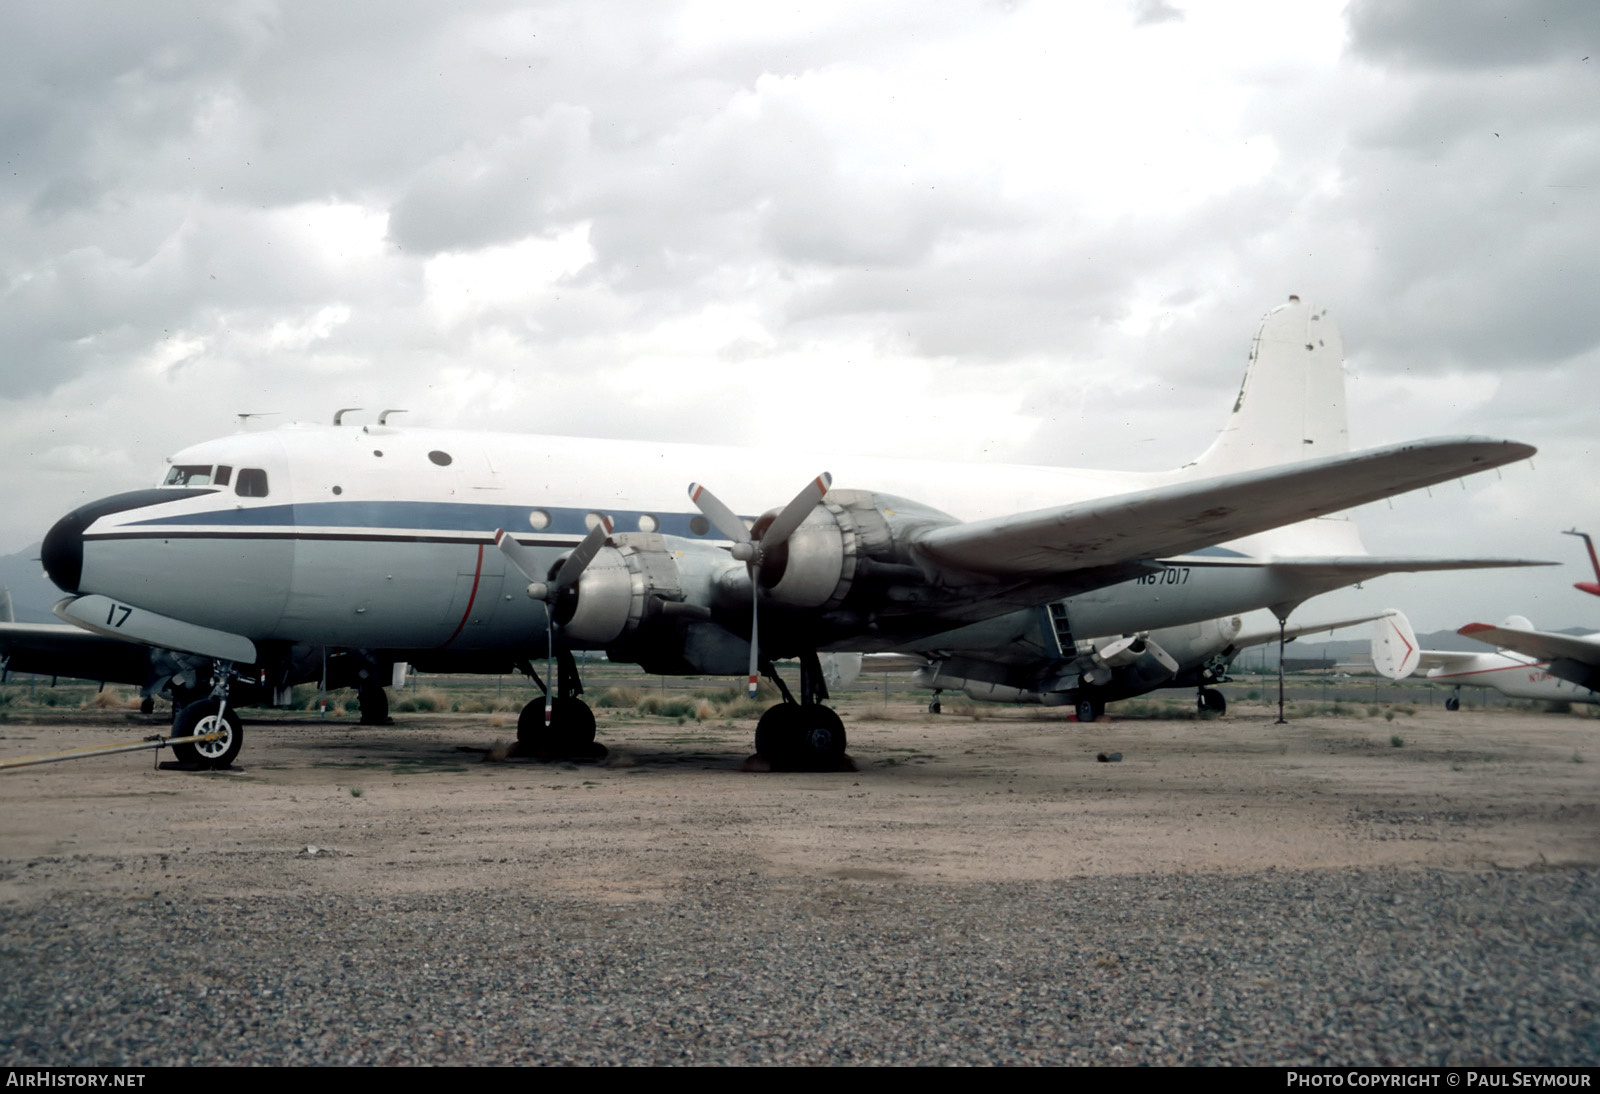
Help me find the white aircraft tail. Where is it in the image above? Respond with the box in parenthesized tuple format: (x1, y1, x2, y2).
(1371, 609, 1420, 680)
(1184, 296, 1363, 557)
(0, 587, 11, 624)
(1186, 296, 1348, 477)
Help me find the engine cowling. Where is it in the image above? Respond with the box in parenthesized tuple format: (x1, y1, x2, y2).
(752, 496, 867, 610)
(555, 533, 721, 645)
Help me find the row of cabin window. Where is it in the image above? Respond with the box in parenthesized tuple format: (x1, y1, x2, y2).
(163, 464, 269, 497)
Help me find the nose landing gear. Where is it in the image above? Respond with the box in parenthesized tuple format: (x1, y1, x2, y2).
(170, 661, 243, 769)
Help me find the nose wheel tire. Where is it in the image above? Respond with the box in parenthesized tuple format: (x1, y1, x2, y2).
(172, 699, 243, 770)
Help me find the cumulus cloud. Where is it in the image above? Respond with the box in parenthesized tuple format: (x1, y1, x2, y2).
(0, 0, 1587, 629)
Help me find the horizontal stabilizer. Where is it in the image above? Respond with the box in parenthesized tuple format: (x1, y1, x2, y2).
(912, 437, 1535, 580)
(1262, 557, 1553, 581)
(1233, 609, 1401, 652)
(861, 652, 936, 674)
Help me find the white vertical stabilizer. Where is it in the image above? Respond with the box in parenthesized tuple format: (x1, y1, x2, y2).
(1186, 297, 1364, 558)
(1187, 296, 1348, 476)
(1371, 609, 1420, 680)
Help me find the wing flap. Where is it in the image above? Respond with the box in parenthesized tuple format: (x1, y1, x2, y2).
(911, 437, 1534, 580)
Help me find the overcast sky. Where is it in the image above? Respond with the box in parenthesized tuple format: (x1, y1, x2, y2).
(2, 0, 1596, 633)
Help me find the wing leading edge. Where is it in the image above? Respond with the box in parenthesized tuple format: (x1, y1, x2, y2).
(910, 437, 1535, 581)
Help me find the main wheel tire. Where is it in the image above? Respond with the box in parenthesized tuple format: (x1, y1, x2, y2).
(1075, 697, 1104, 723)
(173, 699, 243, 770)
(517, 697, 596, 753)
(754, 704, 805, 765)
(358, 685, 389, 725)
(928, 698, 942, 714)
(1199, 688, 1227, 715)
(1445, 696, 1460, 712)
(798, 707, 847, 767)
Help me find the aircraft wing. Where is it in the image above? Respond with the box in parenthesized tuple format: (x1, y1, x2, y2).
(910, 437, 1534, 581)
(0, 621, 156, 687)
(1459, 623, 1600, 674)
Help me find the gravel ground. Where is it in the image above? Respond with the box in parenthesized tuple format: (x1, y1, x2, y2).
(2, 704, 1597, 1065)
(3, 867, 1597, 1066)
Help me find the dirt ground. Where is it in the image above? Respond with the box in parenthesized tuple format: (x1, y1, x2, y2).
(1, 698, 1596, 908)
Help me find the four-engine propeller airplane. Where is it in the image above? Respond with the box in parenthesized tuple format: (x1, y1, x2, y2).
(25, 298, 1538, 769)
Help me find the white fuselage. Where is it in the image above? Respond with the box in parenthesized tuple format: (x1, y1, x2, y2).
(60, 422, 1368, 660)
(1427, 652, 1600, 705)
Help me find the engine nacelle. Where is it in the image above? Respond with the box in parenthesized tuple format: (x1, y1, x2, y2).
(556, 533, 720, 645)
(754, 496, 867, 610)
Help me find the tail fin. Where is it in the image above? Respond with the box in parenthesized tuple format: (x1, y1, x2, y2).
(1564, 529, 1600, 598)
(0, 588, 12, 624)
(1186, 296, 1348, 477)
(1371, 610, 1420, 680)
(1185, 296, 1363, 557)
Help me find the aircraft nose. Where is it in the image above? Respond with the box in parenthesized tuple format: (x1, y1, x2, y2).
(41, 507, 86, 594)
(40, 488, 195, 596)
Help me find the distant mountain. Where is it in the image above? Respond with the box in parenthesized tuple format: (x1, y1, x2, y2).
(0, 544, 58, 623)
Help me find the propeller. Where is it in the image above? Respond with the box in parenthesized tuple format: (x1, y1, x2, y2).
(494, 517, 614, 726)
(687, 473, 832, 698)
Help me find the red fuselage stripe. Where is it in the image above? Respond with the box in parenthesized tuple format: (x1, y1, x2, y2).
(442, 544, 485, 646)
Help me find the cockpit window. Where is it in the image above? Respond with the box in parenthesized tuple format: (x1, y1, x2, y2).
(214, 465, 232, 487)
(235, 468, 269, 498)
(163, 465, 214, 486)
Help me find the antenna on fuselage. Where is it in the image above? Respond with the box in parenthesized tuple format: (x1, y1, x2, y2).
(378, 409, 409, 425)
(236, 412, 278, 427)
(333, 408, 363, 426)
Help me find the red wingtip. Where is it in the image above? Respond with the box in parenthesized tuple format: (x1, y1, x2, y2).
(1576, 582, 1600, 598)
(1458, 623, 1495, 635)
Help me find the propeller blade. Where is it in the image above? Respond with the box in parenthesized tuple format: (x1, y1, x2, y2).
(747, 561, 761, 699)
(553, 516, 614, 595)
(761, 473, 832, 547)
(545, 613, 555, 727)
(494, 529, 544, 586)
(687, 482, 752, 545)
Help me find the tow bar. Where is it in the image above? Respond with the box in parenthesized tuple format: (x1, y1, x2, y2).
(0, 729, 227, 771)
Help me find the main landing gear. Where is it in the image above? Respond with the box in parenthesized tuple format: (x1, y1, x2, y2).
(1445, 689, 1461, 712)
(1197, 687, 1227, 716)
(516, 650, 598, 757)
(357, 681, 390, 725)
(754, 652, 848, 771)
(1075, 695, 1105, 723)
(169, 662, 243, 770)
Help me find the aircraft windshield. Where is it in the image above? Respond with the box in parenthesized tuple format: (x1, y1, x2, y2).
(163, 465, 214, 486)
